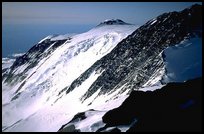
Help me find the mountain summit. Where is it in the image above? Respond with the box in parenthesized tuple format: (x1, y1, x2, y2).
(97, 19, 130, 26)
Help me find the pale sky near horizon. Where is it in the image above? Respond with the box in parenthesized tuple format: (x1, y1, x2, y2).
(2, 2, 202, 26)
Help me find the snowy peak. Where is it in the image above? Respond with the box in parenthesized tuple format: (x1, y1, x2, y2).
(97, 19, 130, 26)
(2, 20, 137, 132)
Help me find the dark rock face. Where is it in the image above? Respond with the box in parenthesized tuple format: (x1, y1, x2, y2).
(97, 19, 130, 26)
(63, 4, 202, 102)
(2, 38, 68, 88)
(58, 124, 80, 132)
(102, 77, 202, 132)
(11, 38, 67, 72)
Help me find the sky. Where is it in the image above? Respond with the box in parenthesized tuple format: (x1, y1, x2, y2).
(2, 2, 202, 57)
(2, 2, 202, 26)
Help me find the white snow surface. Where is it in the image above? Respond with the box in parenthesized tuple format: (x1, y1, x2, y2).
(143, 36, 202, 87)
(2, 24, 138, 132)
(161, 37, 202, 83)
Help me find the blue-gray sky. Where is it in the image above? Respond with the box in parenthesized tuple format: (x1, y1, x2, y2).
(2, 2, 202, 26)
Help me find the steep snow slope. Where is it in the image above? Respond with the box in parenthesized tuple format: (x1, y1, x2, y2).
(3, 70, 130, 132)
(2, 21, 137, 131)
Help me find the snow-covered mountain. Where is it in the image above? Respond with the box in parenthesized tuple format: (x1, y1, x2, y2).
(2, 4, 202, 132)
(2, 20, 137, 132)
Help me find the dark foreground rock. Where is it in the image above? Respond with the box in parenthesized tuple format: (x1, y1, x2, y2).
(102, 77, 202, 132)
(58, 124, 80, 132)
